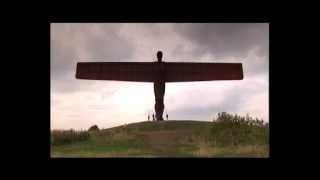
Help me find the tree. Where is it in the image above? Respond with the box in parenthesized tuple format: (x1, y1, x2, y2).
(88, 125, 99, 132)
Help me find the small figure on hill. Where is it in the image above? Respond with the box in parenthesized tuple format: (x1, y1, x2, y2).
(148, 114, 150, 121)
(152, 114, 155, 121)
(166, 113, 168, 120)
(88, 125, 99, 132)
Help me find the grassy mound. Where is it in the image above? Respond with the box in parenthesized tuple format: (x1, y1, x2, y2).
(51, 114, 269, 157)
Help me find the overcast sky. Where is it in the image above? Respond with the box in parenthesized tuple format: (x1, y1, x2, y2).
(50, 23, 269, 130)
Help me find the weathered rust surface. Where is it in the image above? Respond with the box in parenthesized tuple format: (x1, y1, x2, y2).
(164, 62, 243, 82)
(76, 62, 243, 82)
(76, 62, 157, 82)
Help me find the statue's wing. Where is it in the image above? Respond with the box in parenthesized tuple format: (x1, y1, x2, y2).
(164, 62, 243, 82)
(76, 62, 157, 82)
(76, 62, 243, 82)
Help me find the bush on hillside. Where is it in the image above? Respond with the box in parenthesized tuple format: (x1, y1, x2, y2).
(51, 129, 90, 146)
(211, 112, 269, 146)
(88, 125, 99, 132)
(215, 112, 267, 127)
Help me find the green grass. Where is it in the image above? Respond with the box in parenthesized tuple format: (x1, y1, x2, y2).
(51, 116, 269, 157)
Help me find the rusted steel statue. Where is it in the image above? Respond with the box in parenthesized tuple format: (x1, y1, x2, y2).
(76, 51, 243, 121)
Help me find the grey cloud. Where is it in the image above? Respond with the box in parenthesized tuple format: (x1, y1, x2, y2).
(170, 23, 269, 78)
(173, 23, 269, 59)
(51, 23, 135, 93)
(244, 56, 269, 77)
(50, 39, 76, 81)
(83, 25, 135, 61)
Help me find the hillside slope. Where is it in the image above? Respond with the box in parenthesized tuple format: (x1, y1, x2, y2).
(51, 120, 269, 157)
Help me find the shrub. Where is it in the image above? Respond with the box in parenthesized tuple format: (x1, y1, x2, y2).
(51, 129, 90, 146)
(215, 112, 266, 127)
(211, 112, 268, 146)
(88, 125, 99, 132)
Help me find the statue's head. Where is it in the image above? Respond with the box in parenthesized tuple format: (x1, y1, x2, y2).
(157, 51, 163, 62)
